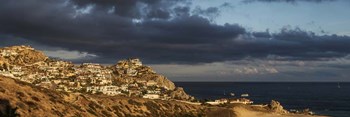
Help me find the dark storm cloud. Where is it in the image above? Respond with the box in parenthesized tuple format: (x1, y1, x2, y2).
(246, 28, 350, 60)
(146, 8, 170, 19)
(173, 6, 191, 16)
(193, 7, 220, 20)
(0, 0, 244, 63)
(71, 0, 189, 19)
(1, 0, 350, 64)
(242, 0, 337, 4)
(71, 0, 140, 18)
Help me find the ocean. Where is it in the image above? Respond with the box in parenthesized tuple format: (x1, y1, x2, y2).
(174, 82, 350, 117)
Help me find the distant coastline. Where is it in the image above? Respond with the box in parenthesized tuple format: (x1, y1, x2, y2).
(176, 82, 350, 117)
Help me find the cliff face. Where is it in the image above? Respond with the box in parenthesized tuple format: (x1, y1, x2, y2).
(110, 58, 179, 91)
(170, 87, 195, 100)
(139, 74, 176, 90)
(269, 100, 288, 114)
(0, 76, 204, 117)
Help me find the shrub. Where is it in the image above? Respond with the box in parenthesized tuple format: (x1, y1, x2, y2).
(128, 99, 142, 106)
(0, 87, 5, 93)
(88, 103, 96, 111)
(175, 104, 182, 111)
(111, 105, 120, 111)
(16, 92, 25, 97)
(16, 102, 26, 109)
(0, 99, 19, 117)
(74, 113, 82, 117)
(102, 110, 111, 117)
(125, 105, 131, 112)
(106, 107, 112, 111)
(49, 97, 58, 103)
(24, 101, 38, 110)
(86, 109, 98, 116)
(53, 109, 64, 117)
(31, 96, 40, 102)
(144, 101, 159, 115)
(114, 111, 123, 117)
(88, 102, 102, 111)
(71, 104, 84, 112)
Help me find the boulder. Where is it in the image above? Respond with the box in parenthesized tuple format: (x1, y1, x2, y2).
(0, 58, 10, 71)
(269, 100, 288, 114)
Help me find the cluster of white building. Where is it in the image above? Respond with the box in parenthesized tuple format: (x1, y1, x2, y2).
(0, 49, 18, 57)
(116, 58, 146, 77)
(0, 47, 174, 100)
(206, 98, 253, 105)
(83, 80, 168, 100)
(86, 85, 122, 96)
(75, 63, 113, 86)
(0, 45, 35, 57)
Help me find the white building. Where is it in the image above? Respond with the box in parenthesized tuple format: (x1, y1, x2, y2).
(0, 71, 14, 78)
(86, 86, 120, 96)
(206, 99, 228, 105)
(0, 50, 18, 57)
(129, 58, 142, 67)
(229, 98, 253, 104)
(143, 94, 160, 99)
(103, 90, 122, 96)
(126, 68, 137, 76)
(146, 80, 157, 86)
(11, 66, 24, 76)
(147, 90, 161, 94)
(82, 63, 101, 68)
(99, 79, 112, 85)
(120, 85, 129, 91)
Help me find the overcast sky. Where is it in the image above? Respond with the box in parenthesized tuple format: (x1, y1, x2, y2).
(1, 0, 350, 81)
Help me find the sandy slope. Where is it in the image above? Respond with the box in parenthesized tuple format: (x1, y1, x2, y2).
(233, 107, 329, 117)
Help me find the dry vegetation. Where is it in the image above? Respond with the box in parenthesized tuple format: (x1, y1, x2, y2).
(0, 75, 205, 117)
(0, 75, 328, 117)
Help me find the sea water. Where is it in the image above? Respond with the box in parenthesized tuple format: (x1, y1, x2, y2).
(175, 82, 350, 117)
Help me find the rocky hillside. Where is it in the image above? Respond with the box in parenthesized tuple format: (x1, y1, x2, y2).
(0, 45, 193, 101)
(110, 59, 177, 90)
(0, 75, 204, 117)
(0, 45, 47, 65)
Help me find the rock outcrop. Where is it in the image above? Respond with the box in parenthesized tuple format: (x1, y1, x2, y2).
(140, 74, 176, 90)
(170, 87, 195, 100)
(0, 45, 47, 65)
(269, 100, 288, 114)
(152, 75, 176, 90)
(0, 58, 10, 71)
(111, 58, 177, 90)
